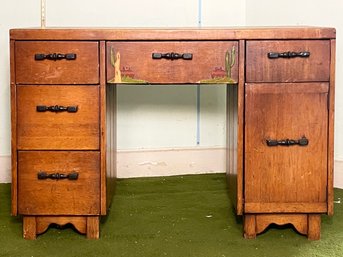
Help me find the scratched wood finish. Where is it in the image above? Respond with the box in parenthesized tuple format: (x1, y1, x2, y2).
(23, 216, 93, 239)
(15, 41, 99, 84)
(244, 214, 309, 239)
(107, 41, 238, 84)
(255, 214, 308, 235)
(23, 216, 36, 240)
(18, 151, 100, 215)
(17, 85, 100, 150)
(10, 27, 336, 41)
(246, 40, 330, 82)
(245, 83, 328, 211)
(86, 216, 100, 239)
(308, 214, 321, 240)
(36, 216, 87, 235)
(327, 39, 336, 216)
(10, 27, 336, 240)
(10, 40, 17, 215)
(100, 41, 107, 215)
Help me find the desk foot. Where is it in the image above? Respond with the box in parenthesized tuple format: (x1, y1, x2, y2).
(22, 216, 99, 239)
(243, 214, 321, 240)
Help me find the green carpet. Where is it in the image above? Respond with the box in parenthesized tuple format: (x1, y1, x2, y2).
(0, 174, 343, 257)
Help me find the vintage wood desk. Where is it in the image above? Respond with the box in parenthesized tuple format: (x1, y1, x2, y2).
(10, 27, 336, 240)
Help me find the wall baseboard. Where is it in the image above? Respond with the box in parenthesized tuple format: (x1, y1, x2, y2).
(334, 160, 343, 189)
(2, 150, 343, 189)
(117, 147, 226, 178)
(0, 155, 11, 183)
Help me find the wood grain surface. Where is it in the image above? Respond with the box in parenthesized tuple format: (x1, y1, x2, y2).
(245, 83, 328, 210)
(18, 151, 100, 215)
(17, 85, 100, 150)
(246, 40, 330, 82)
(107, 41, 238, 84)
(15, 41, 99, 84)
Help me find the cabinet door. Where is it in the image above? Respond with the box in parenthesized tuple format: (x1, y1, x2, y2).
(244, 83, 328, 213)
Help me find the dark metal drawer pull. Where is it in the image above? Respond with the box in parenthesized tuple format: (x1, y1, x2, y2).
(35, 53, 77, 61)
(266, 136, 309, 147)
(37, 172, 79, 180)
(267, 51, 310, 59)
(36, 105, 78, 113)
(152, 52, 193, 60)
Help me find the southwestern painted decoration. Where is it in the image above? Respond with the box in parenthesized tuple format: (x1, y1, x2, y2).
(106, 41, 238, 84)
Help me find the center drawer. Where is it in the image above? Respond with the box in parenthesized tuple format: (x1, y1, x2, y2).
(18, 151, 100, 215)
(106, 41, 238, 84)
(17, 85, 100, 150)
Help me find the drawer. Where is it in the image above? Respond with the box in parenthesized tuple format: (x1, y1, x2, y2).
(15, 41, 99, 84)
(18, 151, 100, 215)
(17, 85, 100, 150)
(107, 41, 238, 84)
(246, 40, 330, 82)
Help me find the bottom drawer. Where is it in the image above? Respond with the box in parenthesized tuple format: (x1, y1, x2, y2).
(18, 151, 100, 215)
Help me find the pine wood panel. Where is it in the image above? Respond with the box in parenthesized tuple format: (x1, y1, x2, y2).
(100, 41, 107, 215)
(18, 151, 100, 215)
(245, 203, 327, 213)
(107, 41, 238, 84)
(245, 83, 328, 210)
(15, 41, 99, 84)
(9, 27, 336, 240)
(10, 27, 336, 41)
(17, 85, 100, 150)
(10, 39, 17, 216)
(328, 39, 336, 216)
(244, 213, 320, 240)
(255, 214, 308, 235)
(246, 40, 330, 82)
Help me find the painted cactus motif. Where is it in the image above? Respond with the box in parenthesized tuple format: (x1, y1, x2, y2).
(108, 47, 147, 84)
(199, 46, 237, 84)
(225, 46, 235, 79)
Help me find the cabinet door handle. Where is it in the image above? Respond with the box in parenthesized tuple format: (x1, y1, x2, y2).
(152, 52, 193, 60)
(266, 136, 309, 146)
(37, 171, 79, 180)
(36, 105, 78, 113)
(267, 51, 310, 59)
(35, 53, 77, 61)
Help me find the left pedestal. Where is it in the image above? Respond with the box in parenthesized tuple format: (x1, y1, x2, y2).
(10, 39, 108, 240)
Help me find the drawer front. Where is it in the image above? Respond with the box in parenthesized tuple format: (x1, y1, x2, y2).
(17, 85, 100, 150)
(246, 40, 330, 82)
(15, 41, 99, 84)
(18, 151, 100, 215)
(244, 83, 328, 212)
(107, 41, 238, 84)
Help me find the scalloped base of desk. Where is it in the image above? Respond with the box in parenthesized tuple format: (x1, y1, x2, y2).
(243, 214, 321, 240)
(22, 216, 99, 240)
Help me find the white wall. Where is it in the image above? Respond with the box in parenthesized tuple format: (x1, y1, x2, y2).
(0, 0, 342, 181)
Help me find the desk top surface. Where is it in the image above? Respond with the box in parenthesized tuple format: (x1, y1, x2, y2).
(10, 27, 336, 40)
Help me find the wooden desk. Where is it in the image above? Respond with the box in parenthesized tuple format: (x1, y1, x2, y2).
(10, 27, 336, 240)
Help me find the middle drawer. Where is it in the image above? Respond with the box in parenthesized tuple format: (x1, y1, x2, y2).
(107, 41, 239, 84)
(17, 85, 100, 150)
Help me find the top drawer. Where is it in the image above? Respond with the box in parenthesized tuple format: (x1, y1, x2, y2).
(106, 41, 238, 84)
(15, 41, 99, 84)
(246, 40, 330, 82)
